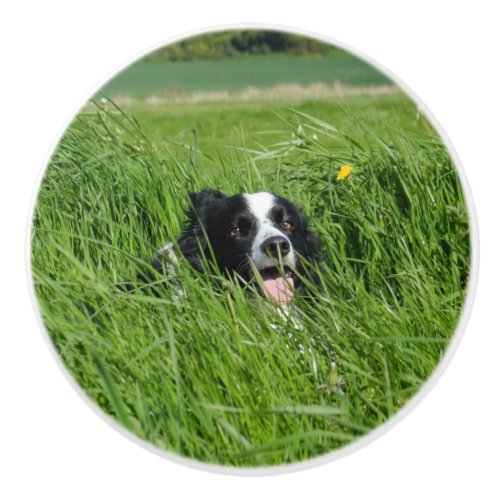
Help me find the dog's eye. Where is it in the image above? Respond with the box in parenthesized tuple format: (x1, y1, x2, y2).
(227, 227, 240, 238)
(281, 221, 294, 231)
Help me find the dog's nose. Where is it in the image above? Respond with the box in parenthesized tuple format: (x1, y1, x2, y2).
(262, 236, 290, 258)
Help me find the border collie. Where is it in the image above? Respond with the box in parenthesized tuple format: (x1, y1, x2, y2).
(153, 190, 321, 305)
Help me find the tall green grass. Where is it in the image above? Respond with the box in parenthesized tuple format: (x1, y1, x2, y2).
(31, 100, 470, 467)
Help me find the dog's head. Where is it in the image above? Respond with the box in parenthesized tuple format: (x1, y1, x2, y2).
(176, 189, 321, 303)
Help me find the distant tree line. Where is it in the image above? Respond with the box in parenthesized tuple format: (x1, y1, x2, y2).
(145, 30, 346, 62)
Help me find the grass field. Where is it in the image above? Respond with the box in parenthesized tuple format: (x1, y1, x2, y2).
(86, 93, 431, 161)
(31, 94, 470, 468)
(101, 56, 391, 98)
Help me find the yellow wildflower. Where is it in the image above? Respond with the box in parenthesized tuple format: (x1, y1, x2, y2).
(336, 164, 354, 181)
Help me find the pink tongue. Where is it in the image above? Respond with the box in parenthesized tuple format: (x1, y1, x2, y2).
(261, 269, 294, 304)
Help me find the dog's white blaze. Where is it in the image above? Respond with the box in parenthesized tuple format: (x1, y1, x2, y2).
(243, 192, 296, 268)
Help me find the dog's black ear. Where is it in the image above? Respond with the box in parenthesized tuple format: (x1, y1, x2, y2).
(177, 226, 205, 272)
(298, 226, 323, 293)
(187, 189, 227, 219)
(177, 190, 227, 271)
(304, 226, 322, 263)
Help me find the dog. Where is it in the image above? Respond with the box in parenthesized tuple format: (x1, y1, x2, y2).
(153, 190, 321, 303)
(151, 190, 321, 307)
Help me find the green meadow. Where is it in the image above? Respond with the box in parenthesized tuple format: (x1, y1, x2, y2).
(31, 56, 470, 468)
(101, 55, 390, 97)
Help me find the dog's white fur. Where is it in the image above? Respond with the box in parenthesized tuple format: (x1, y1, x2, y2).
(243, 192, 297, 270)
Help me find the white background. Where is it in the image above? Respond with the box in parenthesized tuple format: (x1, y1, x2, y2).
(1, 1, 498, 498)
